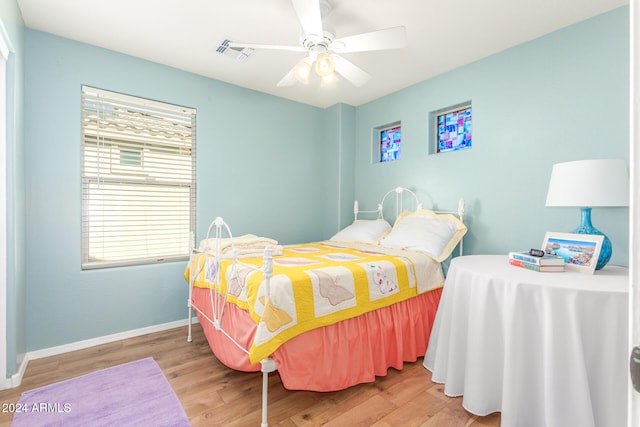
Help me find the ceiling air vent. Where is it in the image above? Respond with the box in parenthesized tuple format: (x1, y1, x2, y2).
(216, 39, 253, 62)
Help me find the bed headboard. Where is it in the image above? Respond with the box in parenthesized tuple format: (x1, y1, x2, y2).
(353, 186, 466, 255)
(354, 187, 464, 221)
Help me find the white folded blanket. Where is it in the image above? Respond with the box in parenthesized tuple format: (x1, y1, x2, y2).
(199, 234, 282, 259)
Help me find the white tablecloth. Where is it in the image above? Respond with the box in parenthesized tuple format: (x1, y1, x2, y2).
(424, 255, 628, 427)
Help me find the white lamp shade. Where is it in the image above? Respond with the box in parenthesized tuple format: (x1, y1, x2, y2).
(293, 58, 312, 84)
(545, 159, 629, 207)
(315, 53, 335, 77)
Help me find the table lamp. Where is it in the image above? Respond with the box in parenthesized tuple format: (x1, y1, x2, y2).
(545, 159, 629, 270)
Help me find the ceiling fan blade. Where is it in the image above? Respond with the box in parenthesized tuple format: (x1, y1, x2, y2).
(227, 41, 306, 53)
(291, 0, 323, 37)
(332, 55, 371, 87)
(332, 26, 406, 53)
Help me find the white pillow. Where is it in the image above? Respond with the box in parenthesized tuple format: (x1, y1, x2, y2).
(379, 210, 467, 261)
(330, 219, 391, 244)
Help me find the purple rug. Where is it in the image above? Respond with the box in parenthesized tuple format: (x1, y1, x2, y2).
(11, 357, 191, 427)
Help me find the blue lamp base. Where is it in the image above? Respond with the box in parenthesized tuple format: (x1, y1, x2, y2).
(572, 207, 611, 270)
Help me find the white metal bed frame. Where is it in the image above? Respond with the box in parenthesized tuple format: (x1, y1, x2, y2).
(354, 187, 465, 254)
(186, 187, 465, 427)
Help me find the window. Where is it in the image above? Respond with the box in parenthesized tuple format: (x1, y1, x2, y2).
(81, 86, 196, 269)
(379, 124, 401, 162)
(429, 101, 472, 154)
(372, 121, 401, 163)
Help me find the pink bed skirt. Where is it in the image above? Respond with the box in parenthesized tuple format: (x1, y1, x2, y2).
(191, 286, 442, 391)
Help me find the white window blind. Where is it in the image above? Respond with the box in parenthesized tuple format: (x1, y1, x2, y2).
(81, 86, 196, 269)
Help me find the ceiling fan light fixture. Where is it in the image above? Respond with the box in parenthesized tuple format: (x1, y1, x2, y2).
(314, 52, 334, 77)
(293, 58, 312, 84)
(321, 72, 338, 86)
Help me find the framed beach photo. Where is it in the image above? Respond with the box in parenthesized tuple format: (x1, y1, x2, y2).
(541, 232, 604, 274)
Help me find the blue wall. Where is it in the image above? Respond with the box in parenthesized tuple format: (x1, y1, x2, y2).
(22, 30, 334, 351)
(353, 7, 629, 265)
(320, 103, 357, 237)
(2, 4, 630, 357)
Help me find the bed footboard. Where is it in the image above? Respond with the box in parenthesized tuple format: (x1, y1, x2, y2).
(186, 216, 277, 426)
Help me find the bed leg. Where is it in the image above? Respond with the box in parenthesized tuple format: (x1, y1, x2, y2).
(260, 358, 278, 427)
(187, 281, 194, 342)
(187, 301, 193, 343)
(187, 278, 194, 342)
(187, 231, 196, 343)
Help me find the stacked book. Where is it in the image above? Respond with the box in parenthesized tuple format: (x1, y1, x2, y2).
(508, 251, 565, 272)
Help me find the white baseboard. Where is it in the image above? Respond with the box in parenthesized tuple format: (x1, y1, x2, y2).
(0, 376, 11, 390)
(4, 316, 199, 389)
(6, 355, 29, 388)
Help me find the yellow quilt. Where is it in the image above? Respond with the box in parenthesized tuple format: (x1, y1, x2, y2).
(185, 241, 444, 364)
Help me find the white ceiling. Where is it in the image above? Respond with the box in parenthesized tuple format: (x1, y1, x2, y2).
(17, 0, 628, 108)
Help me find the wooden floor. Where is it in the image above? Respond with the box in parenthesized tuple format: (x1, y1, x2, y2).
(0, 324, 501, 426)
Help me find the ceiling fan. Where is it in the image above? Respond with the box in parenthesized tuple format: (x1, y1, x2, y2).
(227, 0, 406, 87)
